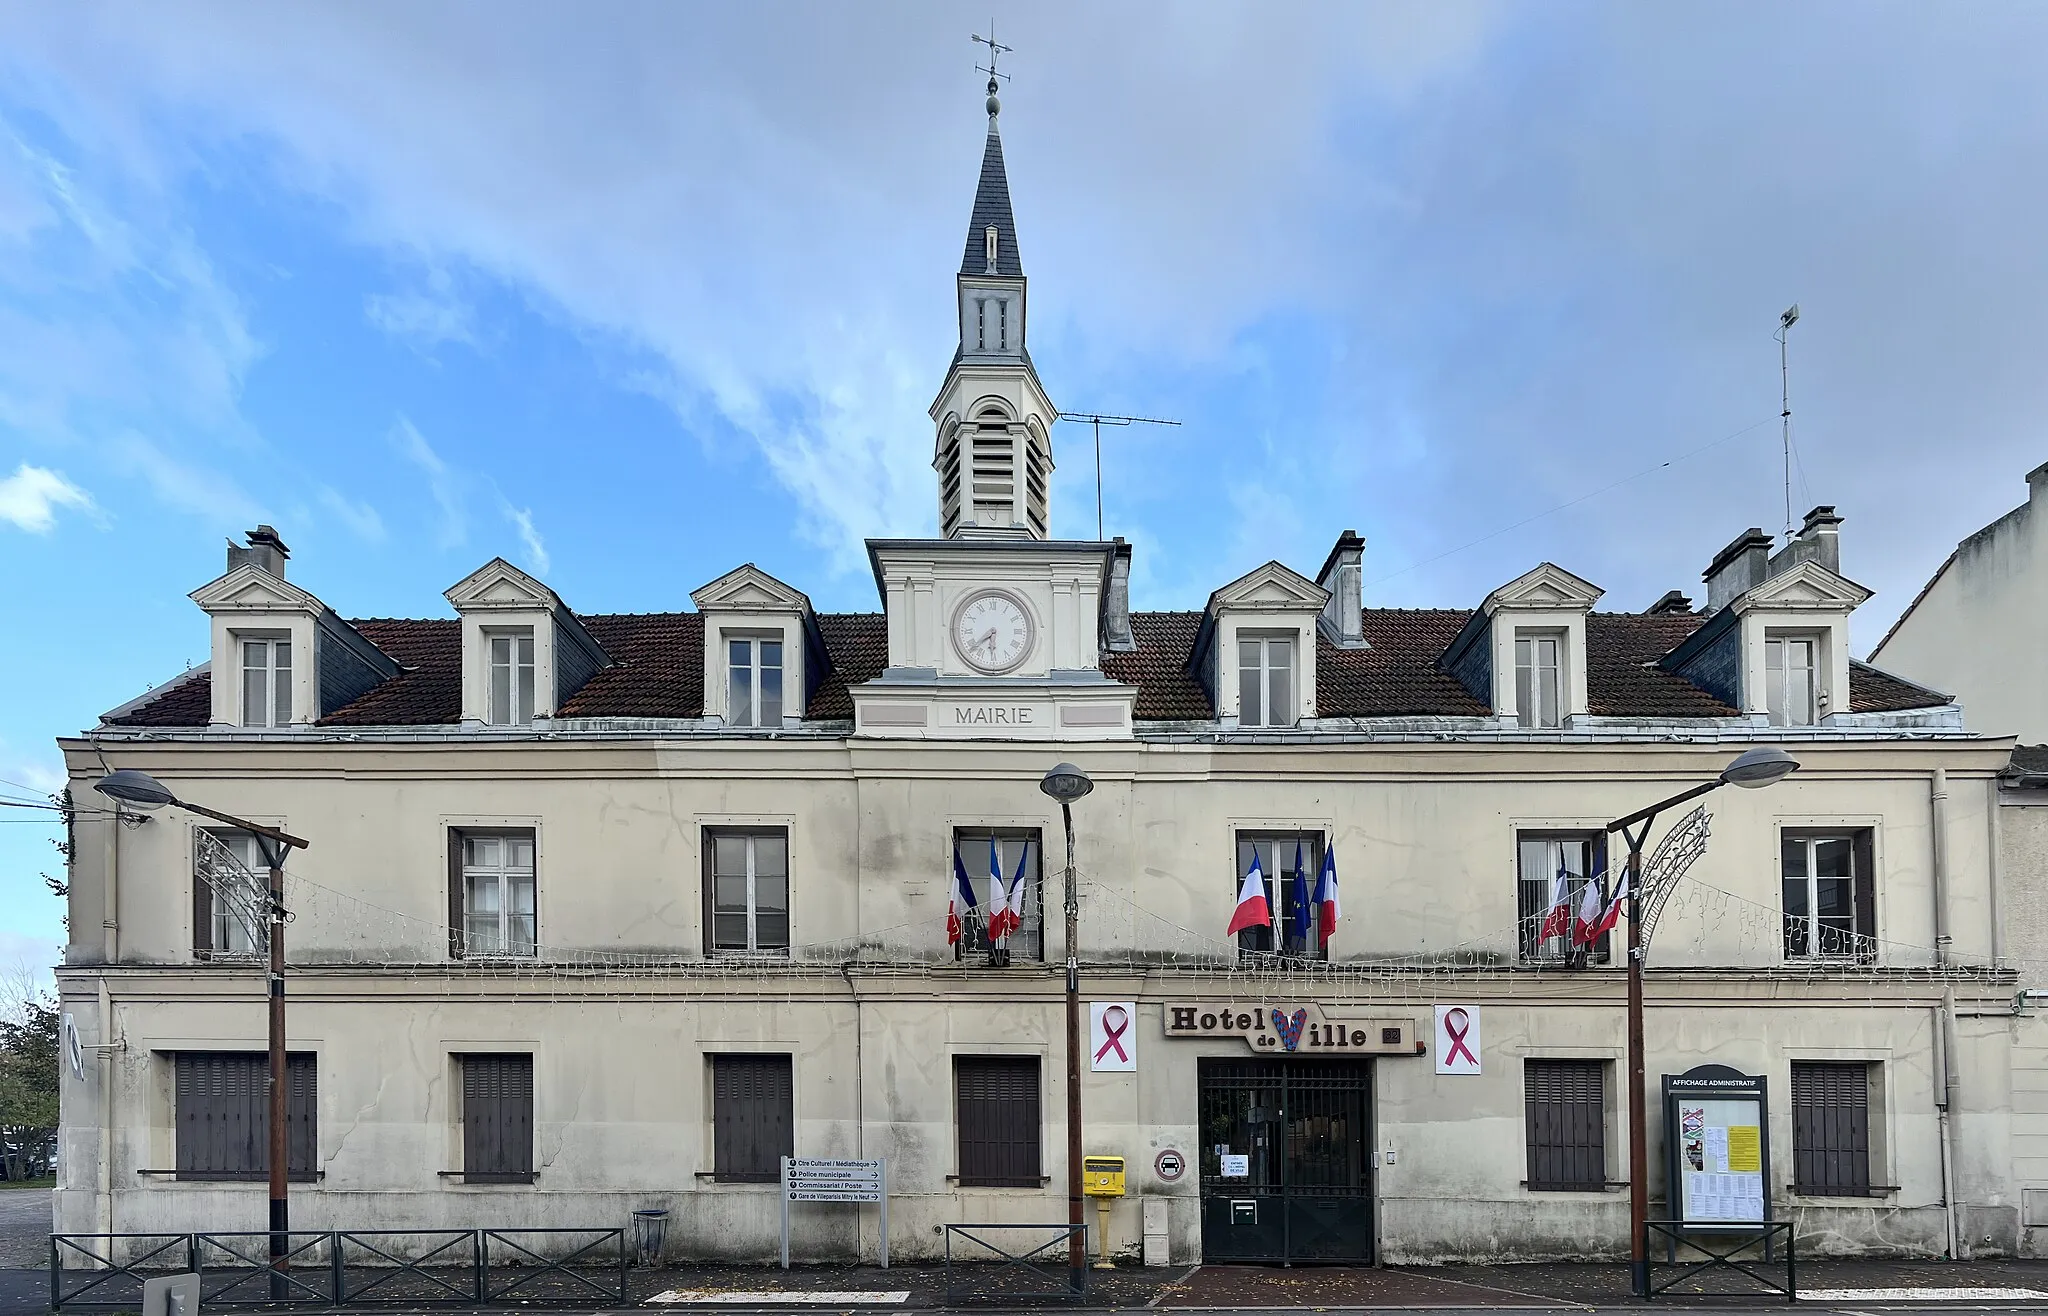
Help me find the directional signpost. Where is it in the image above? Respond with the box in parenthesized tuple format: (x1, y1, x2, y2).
(780, 1158, 888, 1269)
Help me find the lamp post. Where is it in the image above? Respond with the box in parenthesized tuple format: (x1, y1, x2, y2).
(95, 769, 309, 1299)
(1609, 746, 1798, 1297)
(1039, 762, 1094, 1293)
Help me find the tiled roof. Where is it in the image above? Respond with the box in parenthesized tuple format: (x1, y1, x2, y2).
(99, 604, 1950, 730)
(1847, 661, 1951, 714)
(960, 122, 1022, 277)
(2009, 745, 2048, 781)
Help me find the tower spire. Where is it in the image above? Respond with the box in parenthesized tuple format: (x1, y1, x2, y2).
(965, 24, 1020, 278)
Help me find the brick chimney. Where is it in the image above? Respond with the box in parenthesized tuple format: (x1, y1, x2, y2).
(227, 525, 290, 578)
(1316, 529, 1366, 649)
(1767, 506, 1843, 578)
(1102, 538, 1136, 653)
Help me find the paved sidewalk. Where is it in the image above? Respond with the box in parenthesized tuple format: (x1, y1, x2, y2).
(0, 1190, 50, 1270)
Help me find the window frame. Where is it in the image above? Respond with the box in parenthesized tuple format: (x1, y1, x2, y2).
(1515, 831, 1610, 964)
(955, 1055, 1043, 1187)
(1523, 1058, 1608, 1192)
(459, 1052, 535, 1185)
(485, 627, 537, 727)
(1780, 828, 1877, 962)
(1233, 830, 1327, 962)
(1514, 630, 1564, 729)
(448, 828, 539, 961)
(1236, 631, 1298, 729)
(952, 827, 1044, 964)
(172, 1051, 318, 1182)
(725, 633, 787, 729)
(704, 827, 791, 957)
(710, 1053, 795, 1184)
(1765, 632, 1822, 727)
(194, 828, 268, 960)
(238, 635, 293, 728)
(1790, 1060, 1875, 1197)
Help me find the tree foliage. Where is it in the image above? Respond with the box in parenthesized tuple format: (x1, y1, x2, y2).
(0, 986, 59, 1179)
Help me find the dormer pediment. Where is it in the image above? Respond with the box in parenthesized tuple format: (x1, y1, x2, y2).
(692, 564, 813, 613)
(1733, 560, 1873, 613)
(1484, 562, 1604, 613)
(189, 564, 323, 615)
(1208, 561, 1331, 613)
(444, 558, 561, 613)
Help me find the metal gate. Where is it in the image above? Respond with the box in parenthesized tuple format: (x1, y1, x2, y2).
(1198, 1058, 1372, 1264)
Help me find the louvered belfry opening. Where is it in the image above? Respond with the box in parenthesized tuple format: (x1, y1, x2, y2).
(461, 1053, 535, 1184)
(173, 1052, 317, 1181)
(1523, 1058, 1607, 1190)
(970, 419, 1017, 529)
(955, 1055, 1041, 1186)
(1791, 1060, 1873, 1196)
(711, 1053, 794, 1183)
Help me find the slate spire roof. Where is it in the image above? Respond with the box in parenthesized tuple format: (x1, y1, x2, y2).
(959, 83, 1023, 278)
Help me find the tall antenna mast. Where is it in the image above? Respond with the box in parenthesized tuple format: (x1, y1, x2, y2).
(1056, 412, 1182, 540)
(1776, 303, 1799, 540)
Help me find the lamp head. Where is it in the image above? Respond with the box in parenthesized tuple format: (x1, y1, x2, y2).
(1038, 762, 1094, 803)
(1720, 746, 1799, 789)
(1780, 304, 1800, 329)
(93, 769, 176, 811)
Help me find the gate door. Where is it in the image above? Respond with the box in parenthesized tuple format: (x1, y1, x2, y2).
(1198, 1058, 1372, 1264)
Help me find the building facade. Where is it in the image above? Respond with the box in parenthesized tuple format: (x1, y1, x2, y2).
(1870, 459, 2048, 744)
(53, 84, 2044, 1265)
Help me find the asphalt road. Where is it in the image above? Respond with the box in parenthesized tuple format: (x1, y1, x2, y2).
(0, 1189, 50, 1270)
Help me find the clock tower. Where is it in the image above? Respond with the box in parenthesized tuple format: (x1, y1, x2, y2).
(852, 75, 1137, 740)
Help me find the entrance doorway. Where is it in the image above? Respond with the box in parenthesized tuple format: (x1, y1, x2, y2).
(1198, 1057, 1373, 1264)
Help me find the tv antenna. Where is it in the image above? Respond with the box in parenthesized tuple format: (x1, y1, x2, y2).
(1775, 304, 1799, 540)
(1057, 412, 1182, 540)
(972, 24, 1012, 85)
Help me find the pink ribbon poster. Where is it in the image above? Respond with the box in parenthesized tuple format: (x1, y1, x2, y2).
(1090, 1000, 1137, 1072)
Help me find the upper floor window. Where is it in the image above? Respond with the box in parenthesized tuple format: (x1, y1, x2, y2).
(1516, 832, 1609, 964)
(195, 829, 268, 959)
(706, 828, 789, 956)
(1515, 632, 1562, 729)
(1781, 830, 1875, 961)
(454, 830, 537, 958)
(953, 828, 1043, 964)
(487, 629, 536, 726)
(728, 636, 784, 727)
(1238, 634, 1297, 729)
(1765, 634, 1820, 726)
(240, 637, 292, 727)
(1235, 830, 1325, 960)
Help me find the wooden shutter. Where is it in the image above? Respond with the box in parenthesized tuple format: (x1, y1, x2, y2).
(1852, 831, 1877, 963)
(174, 1052, 316, 1180)
(1524, 1059, 1605, 1191)
(956, 1056, 1041, 1187)
(1792, 1061, 1871, 1196)
(193, 865, 214, 958)
(712, 1054, 794, 1183)
(448, 831, 466, 959)
(463, 1054, 535, 1183)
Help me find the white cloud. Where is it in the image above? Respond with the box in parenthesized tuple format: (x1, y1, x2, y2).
(501, 501, 548, 574)
(0, 462, 94, 532)
(318, 485, 386, 542)
(365, 266, 475, 352)
(388, 415, 464, 548)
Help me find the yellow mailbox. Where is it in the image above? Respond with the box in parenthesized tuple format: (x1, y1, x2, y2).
(1083, 1156, 1126, 1197)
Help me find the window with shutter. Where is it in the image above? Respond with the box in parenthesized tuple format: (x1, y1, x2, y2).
(172, 1052, 317, 1181)
(711, 1054, 794, 1182)
(1524, 1058, 1606, 1191)
(461, 1053, 535, 1183)
(955, 1056, 1041, 1187)
(1792, 1061, 1872, 1196)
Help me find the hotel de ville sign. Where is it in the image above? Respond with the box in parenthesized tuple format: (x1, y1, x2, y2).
(1163, 1001, 1424, 1056)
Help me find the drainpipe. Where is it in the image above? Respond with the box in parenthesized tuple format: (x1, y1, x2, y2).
(98, 804, 119, 1237)
(1929, 769, 1964, 1259)
(1986, 779, 2006, 968)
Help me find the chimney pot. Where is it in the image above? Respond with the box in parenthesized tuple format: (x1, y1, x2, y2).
(1645, 590, 1694, 615)
(227, 524, 291, 578)
(1317, 530, 1367, 649)
(1702, 528, 1773, 613)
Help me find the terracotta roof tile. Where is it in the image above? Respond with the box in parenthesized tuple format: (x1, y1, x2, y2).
(1321, 610, 1490, 718)
(1585, 612, 1737, 718)
(808, 613, 888, 720)
(557, 613, 702, 719)
(105, 669, 212, 727)
(1102, 612, 1207, 719)
(1847, 661, 1950, 714)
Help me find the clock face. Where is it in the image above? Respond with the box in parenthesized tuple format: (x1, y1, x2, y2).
(953, 591, 1034, 674)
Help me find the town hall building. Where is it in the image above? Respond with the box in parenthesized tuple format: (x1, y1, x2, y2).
(52, 78, 2047, 1266)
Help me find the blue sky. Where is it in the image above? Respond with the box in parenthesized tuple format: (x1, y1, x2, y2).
(4, 3, 2048, 983)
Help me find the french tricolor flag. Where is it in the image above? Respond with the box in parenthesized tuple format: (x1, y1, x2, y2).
(1227, 852, 1272, 937)
(1313, 845, 1341, 943)
(947, 845, 978, 946)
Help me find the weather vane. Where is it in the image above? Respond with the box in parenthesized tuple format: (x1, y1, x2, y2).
(972, 22, 1012, 85)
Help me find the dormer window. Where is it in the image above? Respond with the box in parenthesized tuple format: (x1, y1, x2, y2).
(728, 636, 784, 728)
(984, 225, 999, 270)
(1238, 634, 1297, 729)
(240, 637, 292, 727)
(487, 629, 536, 726)
(1766, 633, 1820, 726)
(1515, 631, 1563, 729)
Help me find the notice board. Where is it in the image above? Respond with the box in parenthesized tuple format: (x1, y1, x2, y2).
(1662, 1064, 1770, 1229)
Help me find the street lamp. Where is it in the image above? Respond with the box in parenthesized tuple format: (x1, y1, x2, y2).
(95, 769, 309, 1299)
(1610, 746, 1798, 1296)
(1038, 762, 1093, 1293)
